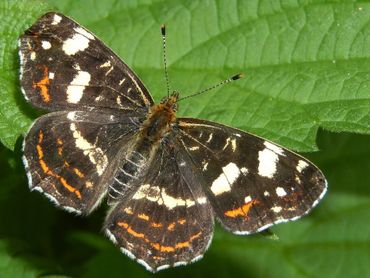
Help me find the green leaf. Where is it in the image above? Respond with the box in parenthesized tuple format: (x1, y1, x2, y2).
(0, 240, 41, 277)
(0, 0, 369, 151)
(0, 0, 369, 278)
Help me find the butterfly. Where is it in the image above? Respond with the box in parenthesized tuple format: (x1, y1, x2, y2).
(19, 12, 327, 272)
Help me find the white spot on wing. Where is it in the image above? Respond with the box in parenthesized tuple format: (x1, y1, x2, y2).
(67, 111, 76, 120)
(202, 161, 209, 171)
(271, 206, 282, 213)
(116, 96, 122, 105)
(41, 40, 51, 49)
(105, 229, 117, 244)
(32, 186, 43, 193)
(157, 264, 170, 271)
(105, 66, 114, 76)
(222, 137, 237, 152)
(52, 14, 62, 25)
(296, 160, 309, 173)
(120, 247, 136, 260)
(66, 71, 91, 104)
(258, 148, 278, 178)
(95, 95, 104, 102)
(240, 167, 248, 175)
(197, 197, 207, 204)
(49, 72, 55, 79)
(62, 33, 90, 55)
(264, 141, 285, 156)
(206, 133, 213, 143)
(276, 187, 287, 197)
(132, 184, 205, 209)
(173, 261, 188, 267)
(99, 60, 111, 68)
(210, 163, 240, 196)
(63, 206, 82, 214)
(30, 51, 36, 60)
(43, 192, 60, 206)
(244, 196, 252, 203)
(119, 78, 126, 85)
(70, 123, 107, 175)
(74, 27, 95, 40)
(137, 259, 154, 272)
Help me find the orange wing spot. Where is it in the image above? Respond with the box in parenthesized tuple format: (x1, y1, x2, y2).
(151, 222, 163, 228)
(138, 213, 150, 221)
(118, 221, 202, 253)
(59, 177, 82, 199)
(178, 219, 186, 225)
(224, 199, 260, 218)
(32, 66, 50, 103)
(190, 231, 202, 241)
(36, 130, 82, 199)
(73, 168, 85, 178)
(39, 158, 50, 174)
(175, 241, 189, 249)
(167, 222, 176, 231)
(118, 222, 145, 238)
(118, 221, 129, 229)
(167, 219, 186, 231)
(154, 244, 175, 253)
(56, 138, 63, 156)
(64, 161, 70, 167)
(36, 144, 44, 159)
(38, 130, 44, 144)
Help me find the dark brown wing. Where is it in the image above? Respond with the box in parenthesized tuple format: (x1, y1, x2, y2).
(23, 110, 141, 214)
(19, 12, 153, 111)
(104, 145, 214, 272)
(177, 118, 327, 234)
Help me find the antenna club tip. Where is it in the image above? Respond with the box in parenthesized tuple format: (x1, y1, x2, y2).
(231, 73, 245, 81)
(161, 24, 166, 35)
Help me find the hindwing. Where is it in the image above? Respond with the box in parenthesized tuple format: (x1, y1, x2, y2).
(177, 118, 327, 234)
(23, 110, 141, 214)
(105, 144, 214, 272)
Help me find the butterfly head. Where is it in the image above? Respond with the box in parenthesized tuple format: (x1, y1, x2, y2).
(160, 91, 179, 112)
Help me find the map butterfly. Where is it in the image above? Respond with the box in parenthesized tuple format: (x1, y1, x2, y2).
(19, 12, 327, 272)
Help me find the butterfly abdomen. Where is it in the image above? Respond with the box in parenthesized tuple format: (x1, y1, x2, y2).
(108, 99, 178, 201)
(108, 149, 147, 202)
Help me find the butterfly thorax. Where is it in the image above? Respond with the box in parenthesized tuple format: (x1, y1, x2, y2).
(140, 93, 178, 142)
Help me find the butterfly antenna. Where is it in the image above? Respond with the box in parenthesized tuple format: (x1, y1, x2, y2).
(161, 24, 171, 97)
(177, 73, 244, 102)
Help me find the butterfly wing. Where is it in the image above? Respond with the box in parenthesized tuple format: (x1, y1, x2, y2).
(105, 144, 214, 272)
(23, 110, 141, 214)
(19, 12, 153, 111)
(177, 118, 327, 234)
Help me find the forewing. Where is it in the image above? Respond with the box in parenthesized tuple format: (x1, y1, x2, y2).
(178, 118, 327, 234)
(105, 145, 214, 272)
(19, 12, 153, 111)
(23, 110, 140, 214)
